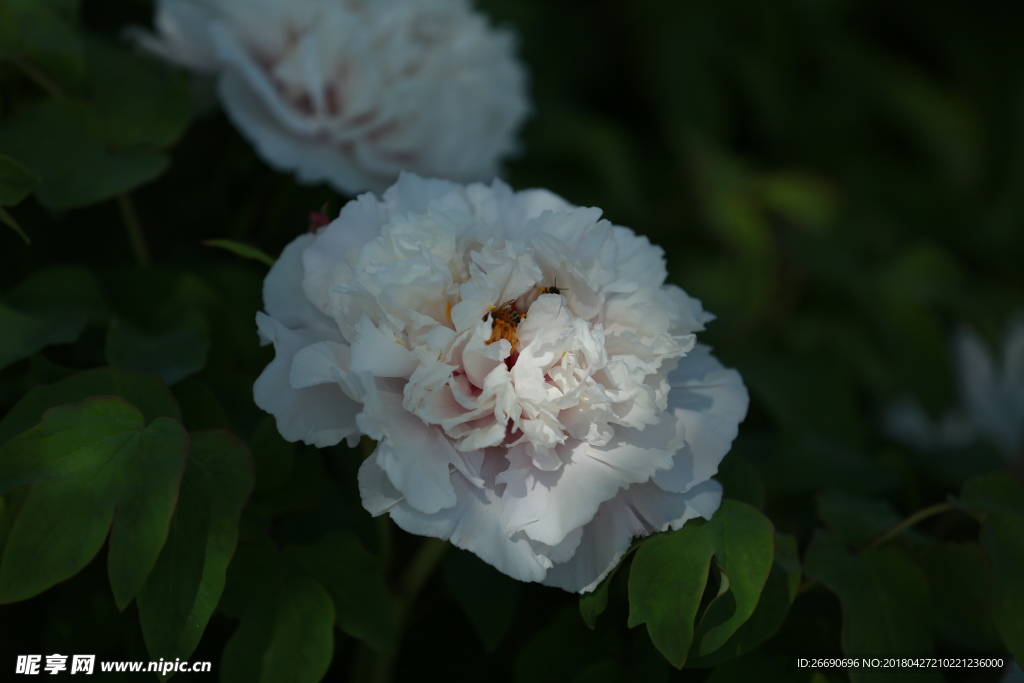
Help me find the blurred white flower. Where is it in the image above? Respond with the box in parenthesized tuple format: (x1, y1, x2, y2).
(885, 315, 1024, 461)
(254, 174, 749, 592)
(136, 0, 529, 194)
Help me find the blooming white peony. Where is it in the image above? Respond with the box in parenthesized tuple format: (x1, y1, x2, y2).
(254, 174, 749, 592)
(885, 316, 1024, 461)
(136, 0, 529, 194)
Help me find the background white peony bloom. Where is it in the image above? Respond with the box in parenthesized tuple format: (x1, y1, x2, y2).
(885, 315, 1024, 461)
(136, 0, 529, 194)
(254, 173, 749, 592)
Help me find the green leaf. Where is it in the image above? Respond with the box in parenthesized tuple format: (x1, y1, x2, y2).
(4, 0, 87, 94)
(627, 521, 714, 668)
(137, 430, 253, 663)
(85, 37, 190, 149)
(0, 397, 188, 607)
(258, 578, 335, 683)
(921, 542, 1001, 650)
(0, 367, 181, 445)
(579, 542, 638, 630)
(0, 265, 106, 369)
(0, 154, 38, 206)
(0, 100, 166, 210)
(220, 542, 336, 683)
(4, 265, 106, 319)
(203, 239, 276, 267)
(105, 311, 209, 386)
(803, 532, 940, 683)
(442, 548, 522, 652)
(691, 501, 775, 656)
(285, 532, 396, 654)
(0, 300, 85, 370)
(627, 502, 775, 667)
(961, 474, 1024, 662)
(687, 532, 801, 667)
(817, 491, 903, 546)
(222, 575, 336, 683)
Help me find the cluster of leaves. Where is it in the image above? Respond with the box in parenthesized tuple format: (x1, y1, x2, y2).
(1, 0, 1023, 682)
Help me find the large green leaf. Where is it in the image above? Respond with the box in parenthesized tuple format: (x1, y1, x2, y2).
(85, 37, 190, 149)
(0, 265, 107, 369)
(2, 0, 87, 94)
(817, 491, 902, 546)
(220, 541, 336, 683)
(4, 265, 106, 320)
(0, 154, 38, 205)
(0, 300, 85, 370)
(687, 532, 801, 667)
(0, 100, 166, 210)
(105, 311, 209, 386)
(627, 501, 774, 668)
(692, 501, 775, 655)
(0, 367, 180, 445)
(627, 522, 713, 668)
(284, 532, 396, 654)
(137, 430, 253, 663)
(803, 532, 940, 683)
(0, 397, 188, 607)
(222, 575, 336, 683)
(961, 474, 1024, 662)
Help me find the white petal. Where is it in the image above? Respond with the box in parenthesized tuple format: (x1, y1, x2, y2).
(350, 315, 418, 379)
(542, 479, 722, 594)
(359, 385, 482, 514)
(371, 456, 550, 584)
(253, 313, 360, 448)
(654, 344, 749, 494)
(302, 192, 390, 319)
(262, 233, 331, 329)
(499, 415, 683, 547)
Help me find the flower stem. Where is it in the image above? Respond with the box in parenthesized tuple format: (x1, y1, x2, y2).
(355, 537, 449, 683)
(11, 56, 66, 99)
(796, 501, 959, 601)
(117, 193, 152, 266)
(863, 501, 956, 550)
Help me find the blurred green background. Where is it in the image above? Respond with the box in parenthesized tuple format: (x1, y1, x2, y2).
(1, 0, 1022, 680)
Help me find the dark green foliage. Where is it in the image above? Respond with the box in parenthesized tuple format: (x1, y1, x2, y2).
(627, 502, 776, 668)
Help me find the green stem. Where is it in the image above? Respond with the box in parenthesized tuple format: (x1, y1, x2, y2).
(797, 501, 959, 601)
(863, 501, 956, 551)
(117, 194, 152, 266)
(356, 537, 449, 683)
(11, 57, 66, 99)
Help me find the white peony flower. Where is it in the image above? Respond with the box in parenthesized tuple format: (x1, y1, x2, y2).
(885, 315, 1024, 461)
(136, 0, 529, 194)
(254, 173, 749, 592)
